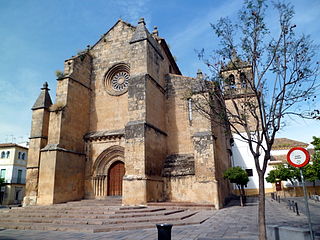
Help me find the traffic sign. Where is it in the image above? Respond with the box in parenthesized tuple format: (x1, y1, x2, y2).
(287, 147, 310, 168)
(286, 147, 314, 239)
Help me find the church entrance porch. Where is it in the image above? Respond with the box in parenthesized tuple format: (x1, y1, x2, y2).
(90, 146, 125, 199)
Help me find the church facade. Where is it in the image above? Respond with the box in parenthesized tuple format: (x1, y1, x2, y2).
(23, 18, 232, 209)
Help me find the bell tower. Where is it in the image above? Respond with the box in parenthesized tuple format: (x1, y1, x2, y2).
(220, 56, 257, 133)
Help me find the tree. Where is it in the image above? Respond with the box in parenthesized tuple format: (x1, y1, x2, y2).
(265, 169, 278, 184)
(224, 166, 249, 207)
(191, 1, 320, 239)
(266, 164, 300, 193)
(305, 136, 320, 194)
(303, 164, 318, 194)
(311, 137, 320, 177)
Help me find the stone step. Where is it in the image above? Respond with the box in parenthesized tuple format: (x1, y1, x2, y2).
(0, 198, 213, 233)
(64, 200, 122, 206)
(5, 210, 115, 216)
(114, 207, 166, 214)
(94, 211, 212, 233)
(20, 205, 120, 210)
(1, 209, 184, 221)
(0, 212, 114, 219)
(0, 211, 212, 233)
(7, 207, 118, 214)
(0, 222, 96, 233)
(109, 209, 185, 218)
(147, 202, 215, 210)
(0, 210, 197, 226)
(118, 206, 147, 210)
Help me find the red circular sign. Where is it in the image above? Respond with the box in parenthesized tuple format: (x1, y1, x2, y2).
(287, 147, 310, 168)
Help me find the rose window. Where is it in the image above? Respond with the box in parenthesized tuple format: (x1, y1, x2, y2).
(104, 63, 130, 96)
(111, 72, 129, 92)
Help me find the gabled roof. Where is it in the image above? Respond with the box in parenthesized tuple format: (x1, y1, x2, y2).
(32, 82, 52, 110)
(86, 18, 181, 75)
(272, 138, 309, 150)
(0, 143, 28, 150)
(90, 19, 135, 50)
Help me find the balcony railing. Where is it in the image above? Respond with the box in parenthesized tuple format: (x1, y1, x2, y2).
(2, 177, 26, 184)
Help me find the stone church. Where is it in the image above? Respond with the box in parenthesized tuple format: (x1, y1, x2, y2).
(23, 18, 233, 209)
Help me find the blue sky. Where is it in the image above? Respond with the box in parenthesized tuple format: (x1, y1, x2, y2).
(0, 0, 319, 145)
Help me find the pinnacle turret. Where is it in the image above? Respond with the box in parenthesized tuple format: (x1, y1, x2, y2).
(32, 82, 53, 110)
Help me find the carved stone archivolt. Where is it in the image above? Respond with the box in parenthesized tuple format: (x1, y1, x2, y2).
(91, 145, 124, 176)
(91, 145, 125, 197)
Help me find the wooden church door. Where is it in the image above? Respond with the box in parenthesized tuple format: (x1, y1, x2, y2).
(107, 161, 125, 196)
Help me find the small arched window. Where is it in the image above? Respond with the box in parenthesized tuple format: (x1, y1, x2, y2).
(240, 72, 247, 87)
(6, 151, 10, 158)
(1, 151, 5, 159)
(21, 153, 25, 160)
(227, 74, 236, 88)
(18, 152, 21, 159)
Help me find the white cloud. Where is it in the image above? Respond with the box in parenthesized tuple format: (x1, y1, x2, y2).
(170, 0, 240, 52)
(113, 0, 151, 25)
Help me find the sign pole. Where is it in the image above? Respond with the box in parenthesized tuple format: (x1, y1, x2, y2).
(287, 147, 314, 240)
(299, 168, 314, 240)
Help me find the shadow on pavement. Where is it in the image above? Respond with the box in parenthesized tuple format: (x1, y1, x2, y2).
(224, 196, 258, 208)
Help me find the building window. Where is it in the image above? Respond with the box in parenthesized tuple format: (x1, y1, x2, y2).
(240, 72, 247, 87)
(1, 152, 5, 159)
(227, 74, 236, 88)
(0, 169, 6, 179)
(245, 169, 253, 177)
(104, 63, 130, 96)
(15, 189, 21, 201)
(18, 152, 21, 159)
(6, 151, 10, 158)
(188, 98, 193, 123)
(17, 170, 22, 184)
(21, 153, 25, 160)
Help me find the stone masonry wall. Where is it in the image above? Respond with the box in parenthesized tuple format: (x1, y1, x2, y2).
(89, 21, 136, 132)
(37, 52, 92, 205)
(165, 74, 227, 207)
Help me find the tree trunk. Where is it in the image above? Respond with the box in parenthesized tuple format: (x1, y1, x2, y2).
(241, 185, 246, 205)
(258, 172, 266, 240)
(238, 185, 244, 207)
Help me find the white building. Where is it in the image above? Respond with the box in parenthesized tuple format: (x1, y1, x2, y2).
(0, 143, 28, 205)
(232, 137, 312, 195)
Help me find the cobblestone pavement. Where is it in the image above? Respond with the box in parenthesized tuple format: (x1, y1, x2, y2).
(0, 197, 318, 240)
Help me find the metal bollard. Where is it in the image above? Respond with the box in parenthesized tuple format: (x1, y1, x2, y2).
(288, 200, 292, 210)
(278, 196, 281, 203)
(271, 193, 274, 200)
(295, 202, 299, 216)
(156, 223, 173, 240)
(292, 201, 296, 213)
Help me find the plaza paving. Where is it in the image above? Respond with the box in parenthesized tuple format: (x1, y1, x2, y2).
(0, 196, 319, 240)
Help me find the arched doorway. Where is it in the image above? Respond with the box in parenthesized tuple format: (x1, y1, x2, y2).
(107, 161, 125, 196)
(91, 146, 125, 198)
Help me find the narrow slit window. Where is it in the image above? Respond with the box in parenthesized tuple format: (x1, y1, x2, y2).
(188, 98, 193, 123)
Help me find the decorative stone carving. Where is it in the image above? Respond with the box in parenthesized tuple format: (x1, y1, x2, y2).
(104, 63, 130, 96)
